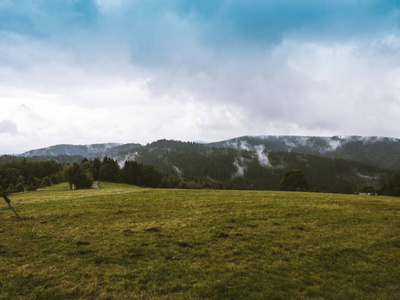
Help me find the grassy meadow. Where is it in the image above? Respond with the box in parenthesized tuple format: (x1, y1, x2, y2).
(1, 182, 400, 299)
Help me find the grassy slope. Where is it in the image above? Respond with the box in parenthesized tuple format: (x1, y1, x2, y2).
(1, 183, 400, 299)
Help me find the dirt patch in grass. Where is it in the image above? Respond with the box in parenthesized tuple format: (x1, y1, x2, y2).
(76, 241, 90, 246)
(145, 227, 161, 232)
(217, 232, 229, 238)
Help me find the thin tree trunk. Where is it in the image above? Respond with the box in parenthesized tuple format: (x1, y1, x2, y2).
(3, 195, 20, 218)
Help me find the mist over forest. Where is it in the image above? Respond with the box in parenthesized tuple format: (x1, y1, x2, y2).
(2, 135, 400, 195)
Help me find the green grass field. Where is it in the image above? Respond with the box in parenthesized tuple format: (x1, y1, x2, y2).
(1, 182, 400, 299)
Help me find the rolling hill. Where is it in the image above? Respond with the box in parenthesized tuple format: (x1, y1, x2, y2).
(208, 135, 400, 170)
(19, 135, 400, 170)
(21, 143, 142, 158)
(114, 139, 393, 193)
(13, 135, 400, 193)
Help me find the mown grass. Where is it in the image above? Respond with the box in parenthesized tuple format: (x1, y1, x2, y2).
(1, 182, 400, 299)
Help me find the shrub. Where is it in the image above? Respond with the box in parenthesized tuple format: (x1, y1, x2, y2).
(279, 169, 309, 192)
(6, 184, 16, 194)
(50, 174, 60, 184)
(26, 183, 37, 191)
(41, 176, 52, 187)
(15, 183, 24, 193)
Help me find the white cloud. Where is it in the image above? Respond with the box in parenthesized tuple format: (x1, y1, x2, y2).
(1, 1, 400, 154)
(0, 120, 18, 135)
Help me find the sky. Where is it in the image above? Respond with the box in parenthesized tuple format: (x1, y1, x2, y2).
(1, 0, 400, 154)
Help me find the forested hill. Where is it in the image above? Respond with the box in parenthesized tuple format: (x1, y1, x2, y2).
(18, 135, 400, 171)
(114, 139, 393, 193)
(20, 143, 141, 158)
(208, 135, 400, 171)
(11, 136, 399, 193)
(0, 154, 84, 165)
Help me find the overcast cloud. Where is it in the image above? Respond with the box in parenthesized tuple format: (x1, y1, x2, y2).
(1, 0, 400, 154)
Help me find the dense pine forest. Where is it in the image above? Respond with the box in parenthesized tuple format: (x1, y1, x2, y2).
(116, 139, 394, 193)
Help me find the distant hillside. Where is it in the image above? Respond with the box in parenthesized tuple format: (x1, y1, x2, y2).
(123, 139, 393, 193)
(208, 135, 400, 170)
(19, 135, 400, 171)
(0, 154, 84, 165)
(13, 135, 400, 193)
(21, 143, 142, 158)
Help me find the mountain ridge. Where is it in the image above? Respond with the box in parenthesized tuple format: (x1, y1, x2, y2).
(21, 143, 142, 158)
(207, 135, 400, 170)
(19, 135, 400, 171)
(8, 135, 400, 193)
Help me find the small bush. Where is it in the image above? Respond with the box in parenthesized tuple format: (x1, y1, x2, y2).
(81, 173, 94, 189)
(26, 183, 37, 191)
(6, 184, 16, 194)
(50, 174, 60, 184)
(41, 176, 52, 187)
(279, 169, 309, 191)
(15, 183, 24, 193)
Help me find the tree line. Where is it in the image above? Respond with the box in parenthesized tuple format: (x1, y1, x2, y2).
(1, 152, 400, 196)
(127, 140, 395, 193)
(0, 156, 213, 196)
(0, 159, 63, 194)
(62, 157, 213, 190)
